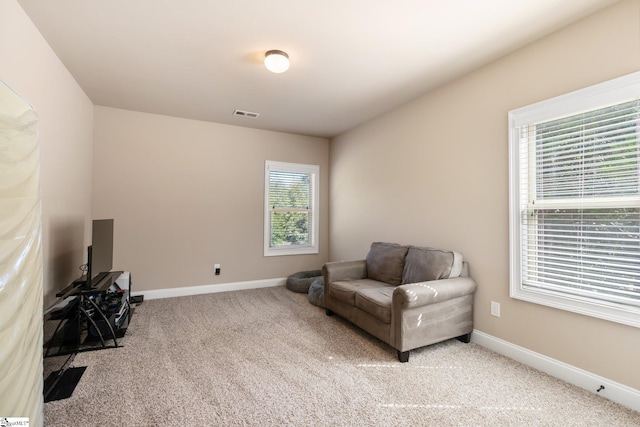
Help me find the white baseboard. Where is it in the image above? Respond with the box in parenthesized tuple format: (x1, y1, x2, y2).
(472, 330, 640, 413)
(131, 277, 286, 300)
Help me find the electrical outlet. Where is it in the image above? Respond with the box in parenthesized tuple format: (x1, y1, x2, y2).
(491, 301, 501, 317)
(214, 264, 221, 276)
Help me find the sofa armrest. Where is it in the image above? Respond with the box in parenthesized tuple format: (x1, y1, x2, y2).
(322, 260, 367, 283)
(392, 277, 477, 309)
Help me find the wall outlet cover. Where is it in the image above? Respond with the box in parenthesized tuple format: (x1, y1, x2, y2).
(491, 301, 501, 317)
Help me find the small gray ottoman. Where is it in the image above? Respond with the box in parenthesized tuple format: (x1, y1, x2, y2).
(308, 276, 325, 308)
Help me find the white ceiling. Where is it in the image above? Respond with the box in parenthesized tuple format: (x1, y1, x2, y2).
(18, 0, 619, 138)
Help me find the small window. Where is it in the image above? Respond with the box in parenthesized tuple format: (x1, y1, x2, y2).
(509, 71, 640, 327)
(264, 161, 319, 256)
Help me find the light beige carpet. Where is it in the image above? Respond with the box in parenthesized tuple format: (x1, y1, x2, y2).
(44, 286, 639, 426)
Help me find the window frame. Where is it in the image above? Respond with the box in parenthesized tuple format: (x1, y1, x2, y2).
(264, 160, 320, 257)
(508, 71, 640, 328)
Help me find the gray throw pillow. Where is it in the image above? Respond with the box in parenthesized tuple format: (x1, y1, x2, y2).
(401, 246, 463, 284)
(365, 242, 409, 285)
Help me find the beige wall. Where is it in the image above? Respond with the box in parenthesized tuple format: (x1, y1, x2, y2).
(1, 1, 93, 424)
(1, 0, 94, 308)
(92, 106, 329, 292)
(329, 0, 640, 390)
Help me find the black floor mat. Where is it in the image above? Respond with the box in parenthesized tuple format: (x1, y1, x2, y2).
(44, 366, 87, 402)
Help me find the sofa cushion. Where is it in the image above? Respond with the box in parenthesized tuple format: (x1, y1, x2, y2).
(355, 287, 394, 324)
(401, 246, 464, 284)
(365, 242, 409, 286)
(328, 279, 388, 306)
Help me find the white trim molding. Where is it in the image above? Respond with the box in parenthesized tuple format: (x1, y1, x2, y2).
(472, 330, 640, 413)
(132, 277, 286, 300)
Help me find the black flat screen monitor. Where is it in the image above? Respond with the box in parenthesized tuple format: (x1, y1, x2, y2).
(87, 219, 114, 286)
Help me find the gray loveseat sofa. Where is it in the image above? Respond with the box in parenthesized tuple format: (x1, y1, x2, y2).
(323, 242, 477, 362)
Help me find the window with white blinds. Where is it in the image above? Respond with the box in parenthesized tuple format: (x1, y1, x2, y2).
(264, 161, 319, 256)
(509, 72, 640, 327)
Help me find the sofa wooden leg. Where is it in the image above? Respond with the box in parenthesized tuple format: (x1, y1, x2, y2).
(325, 309, 334, 316)
(456, 333, 471, 343)
(397, 350, 410, 363)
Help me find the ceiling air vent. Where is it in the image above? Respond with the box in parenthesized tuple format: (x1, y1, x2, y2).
(233, 109, 260, 118)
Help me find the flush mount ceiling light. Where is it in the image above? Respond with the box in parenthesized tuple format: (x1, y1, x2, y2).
(264, 50, 290, 73)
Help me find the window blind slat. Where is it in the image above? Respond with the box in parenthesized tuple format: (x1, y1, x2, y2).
(535, 106, 639, 136)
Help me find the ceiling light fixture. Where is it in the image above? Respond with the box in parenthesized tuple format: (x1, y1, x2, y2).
(264, 50, 290, 73)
